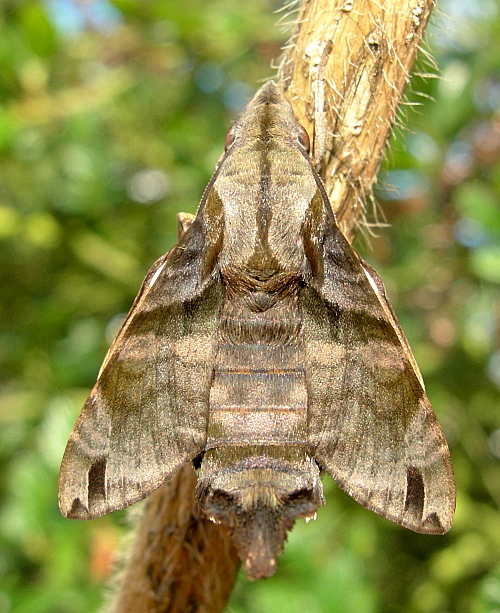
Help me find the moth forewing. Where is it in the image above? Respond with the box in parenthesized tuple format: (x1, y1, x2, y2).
(360, 260, 455, 532)
(58, 193, 225, 520)
(304, 220, 455, 535)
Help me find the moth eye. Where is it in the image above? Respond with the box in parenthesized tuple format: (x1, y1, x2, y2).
(297, 126, 310, 153)
(224, 126, 236, 151)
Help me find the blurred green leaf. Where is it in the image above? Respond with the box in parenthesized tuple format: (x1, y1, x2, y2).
(19, 2, 58, 58)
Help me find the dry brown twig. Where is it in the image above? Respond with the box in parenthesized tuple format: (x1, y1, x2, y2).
(110, 0, 435, 611)
(110, 465, 239, 613)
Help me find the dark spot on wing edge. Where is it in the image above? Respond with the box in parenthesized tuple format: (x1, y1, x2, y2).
(69, 497, 89, 519)
(88, 456, 107, 512)
(405, 466, 425, 521)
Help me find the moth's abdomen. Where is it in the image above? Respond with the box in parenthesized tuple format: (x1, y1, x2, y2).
(207, 353, 307, 449)
(206, 294, 308, 450)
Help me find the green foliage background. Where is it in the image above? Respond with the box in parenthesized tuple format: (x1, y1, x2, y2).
(1, 1, 499, 612)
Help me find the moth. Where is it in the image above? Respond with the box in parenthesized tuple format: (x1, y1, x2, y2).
(59, 81, 455, 579)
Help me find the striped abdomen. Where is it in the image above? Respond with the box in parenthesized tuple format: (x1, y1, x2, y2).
(206, 290, 308, 450)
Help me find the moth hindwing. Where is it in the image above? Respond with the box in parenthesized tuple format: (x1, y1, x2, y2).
(59, 81, 455, 579)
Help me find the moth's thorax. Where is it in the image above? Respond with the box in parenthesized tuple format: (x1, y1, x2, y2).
(214, 138, 317, 274)
(206, 292, 307, 445)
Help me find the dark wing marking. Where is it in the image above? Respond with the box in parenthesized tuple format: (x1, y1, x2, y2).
(304, 215, 455, 534)
(59, 215, 224, 519)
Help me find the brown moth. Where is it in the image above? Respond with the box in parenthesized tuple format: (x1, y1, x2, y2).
(59, 81, 455, 579)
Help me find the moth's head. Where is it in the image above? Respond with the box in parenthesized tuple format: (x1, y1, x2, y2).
(223, 81, 311, 157)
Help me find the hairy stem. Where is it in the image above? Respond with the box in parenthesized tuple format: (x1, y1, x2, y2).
(278, 0, 434, 240)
